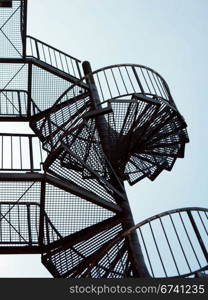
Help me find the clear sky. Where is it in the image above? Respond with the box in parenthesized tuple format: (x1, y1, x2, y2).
(0, 0, 207, 277)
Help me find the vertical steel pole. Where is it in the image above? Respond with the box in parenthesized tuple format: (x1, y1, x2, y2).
(22, 0, 28, 58)
(82, 61, 150, 277)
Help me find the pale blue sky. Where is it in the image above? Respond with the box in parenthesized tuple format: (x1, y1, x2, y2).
(0, 0, 207, 277)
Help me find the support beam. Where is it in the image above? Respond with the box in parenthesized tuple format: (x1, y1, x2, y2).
(82, 61, 150, 277)
(0, 172, 44, 181)
(38, 179, 46, 246)
(0, 246, 41, 254)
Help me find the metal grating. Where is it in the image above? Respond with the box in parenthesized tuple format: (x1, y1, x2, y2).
(44, 182, 115, 239)
(0, 180, 41, 247)
(31, 65, 72, 112)
(47, 157, 118, 205)
(0, 0, 24, 58)
(0, 202, 39, 246)
(42, 223, 124, 278)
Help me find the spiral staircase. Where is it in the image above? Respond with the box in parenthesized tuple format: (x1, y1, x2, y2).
(0, 0, 207, 278)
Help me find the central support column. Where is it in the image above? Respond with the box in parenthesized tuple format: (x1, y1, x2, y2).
(82, 61, 150, 277)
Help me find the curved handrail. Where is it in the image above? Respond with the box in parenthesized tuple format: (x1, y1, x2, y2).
(82, 207, 208, 278)
(82, 63, 174, 104)
(31, 62, 176, 147)
(37, 62, 175, 116)
(127, 207, 208, 278)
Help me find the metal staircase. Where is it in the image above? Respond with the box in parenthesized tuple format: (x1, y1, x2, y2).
(0, 0, 207, 279)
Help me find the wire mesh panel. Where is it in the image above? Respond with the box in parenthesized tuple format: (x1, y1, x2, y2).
(0, 63, 28, 91)
(0, 90, 28, 116)
(0, 202, 39, 246)
(0, 0, 26, 58)
(31, 65, 72, 112)
(0, 180, 41, 248)
(30, 83, 90, 150)
(46, 157, 118, 205)
(44, 182, 116, 240)
(42, 222, 126, 278)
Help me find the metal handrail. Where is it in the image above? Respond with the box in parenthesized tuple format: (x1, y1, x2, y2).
(0, 132, 46, 171)
(83, 63, 173, 104)
(26, 35, 83, 79)
(77, 207, 208, 278)
(0, 89, 41, 117)
(26, 35, 81, 62)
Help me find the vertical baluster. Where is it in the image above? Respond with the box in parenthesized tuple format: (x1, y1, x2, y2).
(179, 212, 202, 269)
(157, 76, 168, 100)
(149, 221, 167, 277)
(12, 92, 14, 115)
(1, 136, 3, 169)
(48, 47, 53, 65)
(132, 66, 145, 93)
(70, 58, 76, 77)
(17, 204, 21, 242)
(29, 136, 34, 171)
(27, 205, 32, 246)
(147, 70, 157, 95)
(29, 37, 34, 57)
(19, 136, 22, 170)
(39, 139, 43, 165)
(141, 68, 151, 93)
(118, 67, 128, 94)
(17, 91, 22, 116)
(65, 56, 70, 74)
(169, 213, 192, 272)
(59, 53, 64, 71)
(54, 50, 58, 68)
(125, 66, 136, 93)
(11, 135, 13, 169)
(187, 210, 208, 263)
(24, 92, 27, 115)
(111, 68, 120, 95)
(138, 227, 154, 277)
(42, 44, 46, 62)
(152, 73, 163, 98)
(96, 73, 105, 102)
(35, 39, 40, 59)
(197, 211, 208, 237)
(103, 70, 113, 99)
(76, 60, 82, 79)
(6, 92, 8, 115)
(159, 217, 180, 276)
(9, 204, 11, 242)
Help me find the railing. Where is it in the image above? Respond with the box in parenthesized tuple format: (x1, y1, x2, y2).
(0, 201, 62, 247)
(76, 207, 208, 278)
(0, 89, 43, 118)
(83, 64, 174, 105)
(0, 202, 39, 246)
(26, 35, 83, 79)
(135, 207, 208, 278)
(0, 133, 46, 171)
(0, 90, 28, 116)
